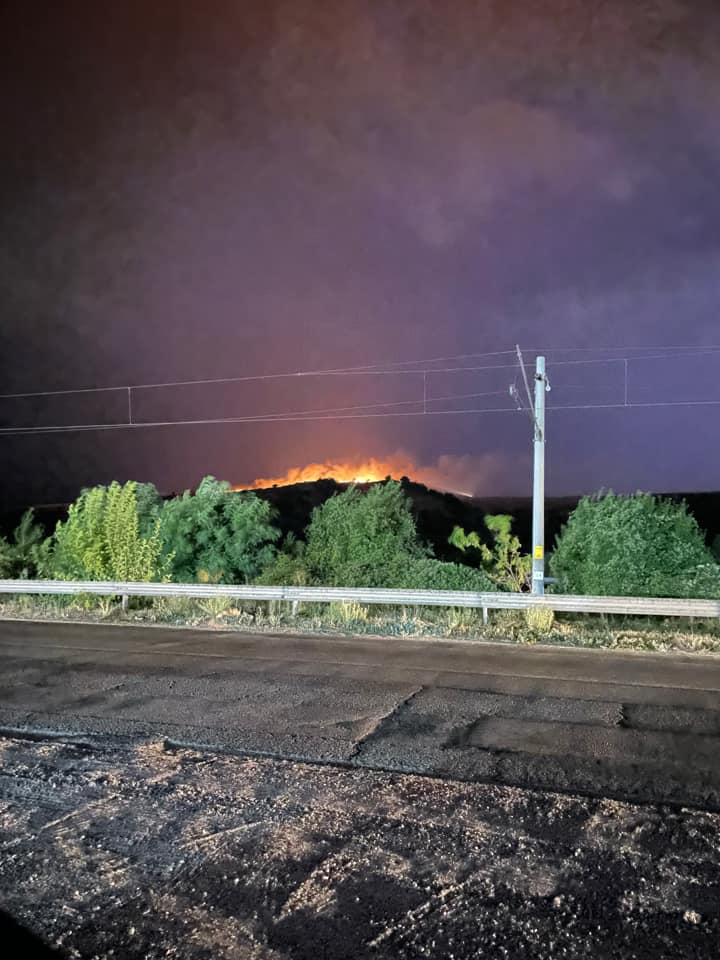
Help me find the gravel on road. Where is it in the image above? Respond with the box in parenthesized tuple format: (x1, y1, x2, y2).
(0, 734, 718, 960)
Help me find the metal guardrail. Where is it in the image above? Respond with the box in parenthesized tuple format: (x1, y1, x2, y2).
(0, 579, 719, 618)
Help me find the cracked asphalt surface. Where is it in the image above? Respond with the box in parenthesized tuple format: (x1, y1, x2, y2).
(1, 620, 719, 957)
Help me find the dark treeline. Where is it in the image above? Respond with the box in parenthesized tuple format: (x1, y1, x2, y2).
(3, 480, 720, 560)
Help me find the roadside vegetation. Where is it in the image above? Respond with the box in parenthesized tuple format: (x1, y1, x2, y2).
(551, 492, 720, 598)
(2, 479, 720, 652)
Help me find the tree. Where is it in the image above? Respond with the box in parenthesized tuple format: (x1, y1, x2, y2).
(712, 534, 720, 563)
(10, 509, 46, 577)
(0, 509, 47, 579)
(51, 481, 168, 583)
(0, 537, 13, 578)
(449, 515, 529, 591)
(103, 482, 168, 582)
(52, 486, 107, 580)
(550, 492, 720, 598)
(134, 482, 163, 538)
(304, 481, 428, 587)
(158, 476, 279, 583)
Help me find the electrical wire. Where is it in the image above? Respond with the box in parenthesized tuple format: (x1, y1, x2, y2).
(530, 344, 720, 355)
(549, 399, 720, 411)
(300, 348, 519, 374)
(0, 408, 525, 435)
(3, 345, 719, 402)
(0, 389, 511, 436)
(0, 349, 519, 401)
(3, 341, 720, 444)
(545, 351, 720, 368)
(3, 397, 720, 437)
(0, 368, 424, 401)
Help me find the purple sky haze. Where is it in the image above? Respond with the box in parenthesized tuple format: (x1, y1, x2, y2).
(1, 1, 720, 505)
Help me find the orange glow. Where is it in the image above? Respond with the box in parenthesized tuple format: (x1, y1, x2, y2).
(233, 454, 474, 497)
(233, 456, 415, 490)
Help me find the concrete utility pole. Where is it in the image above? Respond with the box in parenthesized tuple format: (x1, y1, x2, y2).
(513, 348, 549, 595)
(531, 355, 548, 595)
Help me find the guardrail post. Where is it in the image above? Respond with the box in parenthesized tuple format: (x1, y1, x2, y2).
(291, 599, 298, 618)
(482, 607, 488, 626)
(121, 594, 128, 612)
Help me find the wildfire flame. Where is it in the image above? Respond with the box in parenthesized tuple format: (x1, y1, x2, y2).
(234, 457, 413, 490)
(233, 454, 474, 497)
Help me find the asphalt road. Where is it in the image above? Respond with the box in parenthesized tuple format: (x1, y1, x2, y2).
(2, 619, 720, 808)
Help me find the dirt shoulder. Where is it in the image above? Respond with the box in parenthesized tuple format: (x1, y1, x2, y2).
(0, 736, 718, 960)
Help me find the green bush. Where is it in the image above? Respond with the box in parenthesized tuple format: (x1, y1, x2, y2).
(258, 548, 496, 594)
(304, 481, 428, 587)
(267, 483, 498, 594)
(551, 492, 719, 598)
(676, 563, 720, 599)
(159, 476, 279, 583)
(0, 537, 12, 578)
(0, 509, 47, 579)
(134, 482, 164, 538)
(50, 481, 169, 582)
(397, 557, 497, 592)
(256, 534, 309, 586)
(449, 514, 530, 591)
(257, 551, 309, 586)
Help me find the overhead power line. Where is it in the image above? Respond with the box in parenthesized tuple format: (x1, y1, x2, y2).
(3, 396, 720, 437)
(0, 349, 519, 401)
(303, 348, 519, 374)
(531, 344, 720, 355)
(2, 342, 720, 436)
(0, 354, 686, 402)
(0, 409, 523, 435)
(0, 364, 503, 401)
(0, 389, 511, 436)
(545, 351, 720, 367)
(4, 344, 720, 403)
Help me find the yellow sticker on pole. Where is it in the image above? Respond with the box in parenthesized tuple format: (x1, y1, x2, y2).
(534, 546, 544, 560)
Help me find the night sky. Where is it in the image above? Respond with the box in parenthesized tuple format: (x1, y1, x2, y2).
(2, 0, 720, 507)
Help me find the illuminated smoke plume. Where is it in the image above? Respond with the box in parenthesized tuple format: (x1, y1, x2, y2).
(234, 450, 514, 498)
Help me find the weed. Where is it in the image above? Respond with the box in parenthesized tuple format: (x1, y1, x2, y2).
(442, 607, 484, 634)
(524, 606, 555, 635)
(327, 601, 370, 625)
(197, 595, 234, 620)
